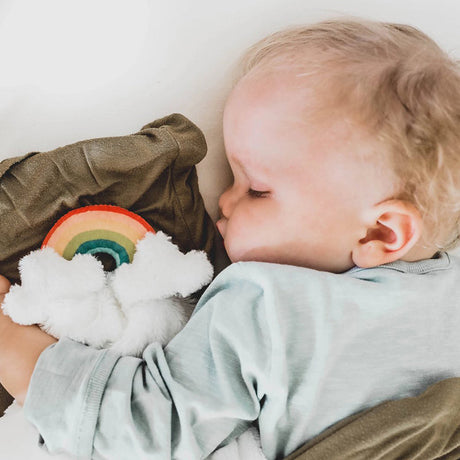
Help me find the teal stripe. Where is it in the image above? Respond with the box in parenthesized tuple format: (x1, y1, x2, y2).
(75, 239, 130, 266)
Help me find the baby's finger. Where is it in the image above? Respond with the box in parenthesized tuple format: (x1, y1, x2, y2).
(0, 275, 11, 294)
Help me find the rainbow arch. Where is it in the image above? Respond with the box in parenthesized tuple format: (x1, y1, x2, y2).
(42, 205, 155, 267)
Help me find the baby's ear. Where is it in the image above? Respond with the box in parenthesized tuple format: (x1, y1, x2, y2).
(351, 199, 423, 268)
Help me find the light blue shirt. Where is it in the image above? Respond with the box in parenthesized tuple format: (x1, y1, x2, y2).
(24, 253, 460, 459)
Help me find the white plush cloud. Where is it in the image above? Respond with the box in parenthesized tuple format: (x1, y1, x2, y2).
(2, 231, 213, 356)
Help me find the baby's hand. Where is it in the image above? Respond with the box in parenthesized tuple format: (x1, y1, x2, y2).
(0, 272, 56, 405)
(0, 275, 12, 330)
(0, 274, 11, 296)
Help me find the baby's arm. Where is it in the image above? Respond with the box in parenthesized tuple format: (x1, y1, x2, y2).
(0, 276, 57, 404)
(5, 268, 272, 459)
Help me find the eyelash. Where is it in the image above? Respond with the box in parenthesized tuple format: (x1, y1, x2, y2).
(247, 188, 269, 198)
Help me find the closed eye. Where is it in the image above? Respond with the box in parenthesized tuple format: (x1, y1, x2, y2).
(247, 188, 269, 198)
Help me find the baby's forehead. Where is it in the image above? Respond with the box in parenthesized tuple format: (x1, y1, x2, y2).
(228, 70, 363, 146)
(232, 61, 353, 125)
(226, 58, 393, 163)
(226, 67, 325, 125)
(226, 73, 382, 169)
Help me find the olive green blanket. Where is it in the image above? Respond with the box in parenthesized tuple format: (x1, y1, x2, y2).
(285, 377, 460, 460)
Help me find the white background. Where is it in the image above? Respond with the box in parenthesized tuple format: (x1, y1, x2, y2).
(0, 0, 459, 221)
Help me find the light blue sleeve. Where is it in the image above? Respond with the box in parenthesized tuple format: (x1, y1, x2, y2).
(23, 271, 273, 459)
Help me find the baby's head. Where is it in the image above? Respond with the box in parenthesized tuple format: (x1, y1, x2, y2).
(217, 18, 460, 273)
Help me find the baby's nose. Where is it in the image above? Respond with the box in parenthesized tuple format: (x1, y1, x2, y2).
(218, 186, 235, 219)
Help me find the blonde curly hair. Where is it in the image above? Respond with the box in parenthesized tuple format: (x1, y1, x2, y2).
(238, 18, 460, 250)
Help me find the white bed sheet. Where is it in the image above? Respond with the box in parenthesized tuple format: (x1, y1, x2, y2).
(0, 402, 266, 460)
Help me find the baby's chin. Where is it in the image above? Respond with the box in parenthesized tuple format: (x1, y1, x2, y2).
(225, 243, 282, 265)
(224, 243, 254, 264)
(226, 243, 348, 271)
(224, 236, 328, 267)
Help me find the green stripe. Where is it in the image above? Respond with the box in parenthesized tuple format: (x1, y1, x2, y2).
(63, 230, 135, 263)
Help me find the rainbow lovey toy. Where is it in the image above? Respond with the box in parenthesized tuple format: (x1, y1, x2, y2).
(1, 205, 214, 356)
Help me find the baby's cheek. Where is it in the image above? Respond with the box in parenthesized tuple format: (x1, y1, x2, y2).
(223, 219, 250, 260)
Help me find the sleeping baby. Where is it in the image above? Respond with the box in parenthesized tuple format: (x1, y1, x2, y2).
(1, 17, 460, 460)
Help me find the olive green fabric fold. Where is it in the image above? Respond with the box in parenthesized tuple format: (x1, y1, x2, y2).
(0, 113, 216, 414)
(285, 377, 460, 460)
(0, 113, 215, 285)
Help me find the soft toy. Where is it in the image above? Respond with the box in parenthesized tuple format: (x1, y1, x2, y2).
(1, 205, 214, 357)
